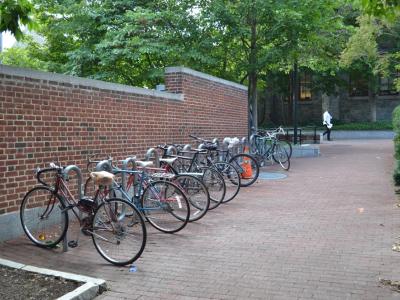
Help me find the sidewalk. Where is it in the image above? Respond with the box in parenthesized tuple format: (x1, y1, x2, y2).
(1, 140, 400, 299)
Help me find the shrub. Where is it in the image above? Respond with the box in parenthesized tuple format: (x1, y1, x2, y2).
(392, 105, 400, 185)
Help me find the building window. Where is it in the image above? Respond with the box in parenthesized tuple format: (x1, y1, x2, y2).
(299, 72, 312, 101)
(379, 75, 399, 95)
(349, 75, 369, 97)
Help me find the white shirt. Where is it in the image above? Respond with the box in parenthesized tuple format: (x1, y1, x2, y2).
(323, 111, 332, 128)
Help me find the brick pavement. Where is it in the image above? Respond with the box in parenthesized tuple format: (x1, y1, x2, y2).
(1, 139, 400, 299)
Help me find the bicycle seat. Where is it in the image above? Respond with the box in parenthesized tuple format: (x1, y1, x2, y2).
(136, 161, 154, 168)
(202, 143, 218, 151)
(159, 157, 178, 165)
(90, 171, 114, 186)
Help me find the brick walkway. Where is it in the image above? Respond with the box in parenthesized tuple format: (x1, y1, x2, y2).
(1, 140, 400, 299)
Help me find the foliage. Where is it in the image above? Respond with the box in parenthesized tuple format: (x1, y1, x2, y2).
(0, 0, 34, 40)
(357, 0, 400, 20)
(333, 121, 393, 130)
(392, 105, 400, 184)
(340, 16, 380, 71)
(0, 35, 47, 69)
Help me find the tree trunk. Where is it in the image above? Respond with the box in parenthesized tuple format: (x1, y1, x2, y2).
(292, 62, 299, 144)
(247, 1, 258, 136)
(368, 76, 377, 122)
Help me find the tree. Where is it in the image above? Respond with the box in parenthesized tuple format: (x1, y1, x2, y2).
(358, 0, 400, 20)
(0, 35, 46, 69)
(0, 0, 34, 40)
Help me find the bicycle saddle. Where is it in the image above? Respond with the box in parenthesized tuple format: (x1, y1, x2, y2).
(136, 161, 154, 168)
(90, 171, 115, 186)
(159, 157, 178, 165)
(202, 143, 218, 151)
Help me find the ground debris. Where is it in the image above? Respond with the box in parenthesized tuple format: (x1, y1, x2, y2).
(379, 278, 400, 292)
(392, 242, 400, 252)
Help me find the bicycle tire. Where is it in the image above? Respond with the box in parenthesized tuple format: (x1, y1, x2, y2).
(92, 198, 146, 266)
(279, 140, 293, 159)
(229, 154, 260, 187)
(20, 186, 68, 248)
(200, 167, 226, 210)
(272, 144, 291, 171)
(213, 162, 241, 203)
(175, 174, 210, 222)
(141, 180, 190, 233)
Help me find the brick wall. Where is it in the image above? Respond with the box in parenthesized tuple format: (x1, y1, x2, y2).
(0, 65, 248, 215)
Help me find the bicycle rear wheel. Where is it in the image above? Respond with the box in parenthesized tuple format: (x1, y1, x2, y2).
(92, 198, 146, 266)
(141, 181, 190, 233)
(20, 186, 68, 248)
(229, 154, 259, 187)
(213, 162, 241, 203)
(201, 167, 226, 210)
(175, 174, 210, 222)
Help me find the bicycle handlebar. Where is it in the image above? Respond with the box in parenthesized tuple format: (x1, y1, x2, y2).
(35, 165, 63, 187)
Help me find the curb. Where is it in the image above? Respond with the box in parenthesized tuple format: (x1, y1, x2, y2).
(0, 258, 106, 300)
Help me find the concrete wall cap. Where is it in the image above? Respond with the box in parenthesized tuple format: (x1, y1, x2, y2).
(0, 64, 183, 101)
(165, 66, 247, 91)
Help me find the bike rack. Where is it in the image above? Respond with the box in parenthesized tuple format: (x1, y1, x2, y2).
(121, 156, 137, 193)
(145, 148, 160, 168)
(241, 137, 247, 153)
(166, 145, 178, 156)
(64, 165, 83, 199)
(183, 144, 192, 152)
(95, 160, 113, 172)
(62, 165, 84, 253)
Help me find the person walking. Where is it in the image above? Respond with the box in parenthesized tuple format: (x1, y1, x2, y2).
(322, 110, 333, 141)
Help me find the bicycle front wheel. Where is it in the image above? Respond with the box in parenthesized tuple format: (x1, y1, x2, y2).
(92, 198, 146, 266)
(141, 181, 190, 233)
(20, 186, 68, 248)
(229, 154, 260, 187)
(201, 167, 226, 210)
(279, 140, 293, 159)
(272, 144, 291, 171)
(175, 174, 210, 222)
(213, 162, 241, 203)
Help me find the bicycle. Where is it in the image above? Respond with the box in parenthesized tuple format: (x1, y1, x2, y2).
(251, 126, 292, 159)
(171, 144, 241, 204)
(158, 145, 227, 209)
(85, 158, 191, 233)
(250, 129, 291, 170)
(20, 163, 146, 266)
(189, 135, 260, 187)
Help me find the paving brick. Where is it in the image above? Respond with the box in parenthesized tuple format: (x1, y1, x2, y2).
(1, 140, 400, 299)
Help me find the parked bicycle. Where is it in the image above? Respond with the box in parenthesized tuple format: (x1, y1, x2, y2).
(85, 158, 191, 233)
(189, 135, 260, 187)
(20, 163, 146, 266)
(158, 144, 227, 209)
(250, 128, 291, 170)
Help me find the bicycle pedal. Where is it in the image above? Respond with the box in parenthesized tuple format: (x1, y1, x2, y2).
(68, 240, 78, 248)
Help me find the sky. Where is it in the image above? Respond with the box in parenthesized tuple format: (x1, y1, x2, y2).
(1, 32, 17, 50)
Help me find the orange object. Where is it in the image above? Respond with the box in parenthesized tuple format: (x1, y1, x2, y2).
(241, 158, 253, 179)
(243, 145, 249, 154)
